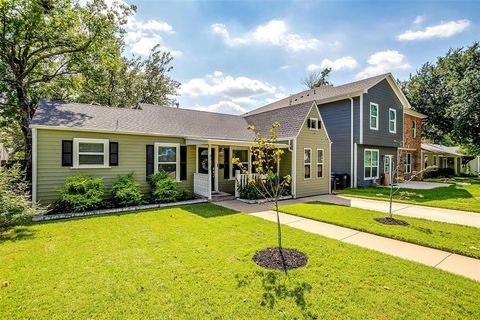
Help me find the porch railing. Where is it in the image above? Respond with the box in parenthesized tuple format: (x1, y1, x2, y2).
(194, 173, 211, 199)
(235, 171, 260, 197)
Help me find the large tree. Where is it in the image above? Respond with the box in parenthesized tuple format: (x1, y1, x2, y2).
(401, 42, 480, 155)
(302, 68, 332, 89)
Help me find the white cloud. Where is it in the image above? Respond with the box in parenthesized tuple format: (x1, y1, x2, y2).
(356, 50, 410, 79)
(279, 65, 291, 70)
(211, 19, 330, 51)
(397, 19, 470, 41)
(195, 101, 247, 115)
(307, 56, 358, 72)
(181, 71, 276, 99)
(413, 15, 425, 25)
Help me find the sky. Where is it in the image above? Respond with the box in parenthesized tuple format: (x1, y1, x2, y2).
(114, 0, 479, 114)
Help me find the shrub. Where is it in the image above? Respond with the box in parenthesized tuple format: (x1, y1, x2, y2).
(424, 168, 456, 179)
(111, 173, 142, 207)
(149, 171, 178, 203)
(238, 183, 261, 200)
(177, 188, 195, 201)
(0, 164, 38, 227)
(55, 175, 104, 212)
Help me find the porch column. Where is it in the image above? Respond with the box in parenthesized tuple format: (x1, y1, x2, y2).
(207, 144, 212, 199)
(454, 157, 457, 174)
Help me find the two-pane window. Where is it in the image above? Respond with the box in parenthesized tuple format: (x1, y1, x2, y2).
(364, 149, 379, 179)
(404, 153, 412, 173)
(369, 103, 378, 130)
(412, 120, 417, 138)
(155, 143, 180, 180)
(316, 149, 324, 178)
(232, 149, 249, 176)
(73, 138, 109, 168)
(304, 148, 311, 179)
(389, 109, 396, 133)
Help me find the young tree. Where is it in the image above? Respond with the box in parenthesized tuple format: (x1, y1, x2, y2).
(232, 122, 292, 251)
(302, 68, 332, 89)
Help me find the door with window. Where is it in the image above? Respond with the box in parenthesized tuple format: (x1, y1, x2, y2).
(198, 147, 215, 191)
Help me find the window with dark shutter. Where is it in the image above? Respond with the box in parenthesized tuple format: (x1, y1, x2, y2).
(251, 154, 256, 174)
(318, 120, 322, 129)
(62, 140, 73, 166)
(307, 119, 311, 128)
(180, 146, 187, 180)
(146, 144, 154, 177)
(109, 142, 119, 166)
(224, 147, 230, 179)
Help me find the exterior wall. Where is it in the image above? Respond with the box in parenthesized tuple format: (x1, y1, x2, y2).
(217, 146, 235, 194)
(466, 156, 480, 174)
(398, 114, 423, 180)
(295, 106, 331, 197)
(356, 145, 397, 187)
(317, 98, 359, 176)
(362, 79, 403, 147)
(36, 129, 195, 204)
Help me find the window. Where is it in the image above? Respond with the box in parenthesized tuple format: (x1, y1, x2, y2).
(364, 149, 379, 179)
(316, 149, 324, 178)
(308, 118, 319, 130)
(369, 103, 379, 130)
(155, 143, 180, 180)
(304, 148, 311, 179)
(389, 108, 396, 133)
(412, 120, 417, 138)
(384, 155, 392, 174)
(73, 138, 109, 168)
(424, 155, 428, 169)
(231, 148, 249, 177)
(404, 153, 412, 173)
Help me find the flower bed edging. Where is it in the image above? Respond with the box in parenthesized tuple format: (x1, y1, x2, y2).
(32, 199, 208, 222)
(236, 195, 293, 204)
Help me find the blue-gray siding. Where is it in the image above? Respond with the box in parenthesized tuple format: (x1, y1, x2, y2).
(356, 145, 397, 187)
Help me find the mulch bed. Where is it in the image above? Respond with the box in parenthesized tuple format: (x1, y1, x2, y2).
(253, 247, 308, 270)
(374, 217, 410, 226)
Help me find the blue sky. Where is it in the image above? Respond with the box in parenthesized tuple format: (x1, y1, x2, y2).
(117, 0, 479, 114)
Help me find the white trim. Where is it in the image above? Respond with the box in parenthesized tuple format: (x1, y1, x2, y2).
(316, 148, 324, 178)
(329, 141, 333, 193)
(404, 153, 412, 173)
(353, 143, 358, 188)
(369, 102, 379, 130)
(388, 108, 397, 133)
(292, 138, 297, 197)
(295, 102, 332, 142)
(154, 142, 180, 181)
(31, 128, 37, 204)
(363, 148, 379, 180)
(303, 148, 312, 180)
(360, 94, 364, 144)
(349, 96, 354, 187)
(412, 119, 417, 138)
(229, 147, 249, 180)
(72, 138, 109, 169)
(214, 146, 219, 191)
(309, 117, 319, 130)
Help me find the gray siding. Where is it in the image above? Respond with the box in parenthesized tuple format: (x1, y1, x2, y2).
(356, 145, 397, 187)
(362, 79, 403, 147)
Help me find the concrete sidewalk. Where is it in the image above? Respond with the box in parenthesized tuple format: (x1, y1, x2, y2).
(216, 200, 480, 281)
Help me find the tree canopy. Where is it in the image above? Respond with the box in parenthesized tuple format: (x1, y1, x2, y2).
(302, 68, 332, 89)
(401, 42, 480, 155)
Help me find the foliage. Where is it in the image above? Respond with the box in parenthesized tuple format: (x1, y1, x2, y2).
(149, 171, 178, 203)
(176, 188, 195, 201)
(423, 168, 455, 179)
(0, 204, 478, 319)
(302, 68, 332, 89)
(0, 164, 38, 227)
(280, 202, 480, 259)
(238, 183, 261, 200)
(55, 175, 105, 212)
(111, 173, 142, 207)
(401, 42, 480, 153)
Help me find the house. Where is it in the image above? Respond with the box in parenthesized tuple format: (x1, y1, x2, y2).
(245, 73, 427, 187)
(30, 100, 331, 204)
(422, 143, 479, 175)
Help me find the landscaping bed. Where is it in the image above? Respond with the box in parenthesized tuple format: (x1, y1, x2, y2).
(279, 201, 480, 259)
(0, 203, 478, 319)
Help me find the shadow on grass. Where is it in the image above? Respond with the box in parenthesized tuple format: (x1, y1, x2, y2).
(181, 203, 240, 218)
(0, 227, 37, 244)
(235, 270, 314, 316)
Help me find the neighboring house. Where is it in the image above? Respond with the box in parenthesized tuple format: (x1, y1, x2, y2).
(398, 109, 427, 180)
(0, 142, 9, 162)
(245, 73, 426, 187)
(421, 143, 466, 174)
(466, 156, 480, 175)
(30, 100, 331, 204)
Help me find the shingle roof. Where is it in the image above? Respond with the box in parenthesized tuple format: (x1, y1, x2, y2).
(244, 73, 389, 116)
(32, 100, 255, 141)
(31, 100, 314, 141)
(421, 143, 461, 156)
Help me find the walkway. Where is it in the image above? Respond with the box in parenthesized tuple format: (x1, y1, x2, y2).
(217, 200, 480, 281)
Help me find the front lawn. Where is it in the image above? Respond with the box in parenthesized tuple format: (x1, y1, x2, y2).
(279, 202, 480, 259)
(1, 204, 479, 319)
(338, 177, 480, 212)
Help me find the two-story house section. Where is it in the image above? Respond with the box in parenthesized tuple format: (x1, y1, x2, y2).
(245, 73, 426, 188)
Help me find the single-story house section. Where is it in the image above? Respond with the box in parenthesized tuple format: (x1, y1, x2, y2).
(30, 100, 331, 204)
(421, 143, 475, 174)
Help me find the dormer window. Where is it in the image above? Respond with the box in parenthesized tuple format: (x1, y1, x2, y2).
(307, 118, 321, 130)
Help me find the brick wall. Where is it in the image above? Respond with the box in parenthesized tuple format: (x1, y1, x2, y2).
(398, 114, 423, 180)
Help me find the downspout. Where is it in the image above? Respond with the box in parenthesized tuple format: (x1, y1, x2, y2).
(329, 141, 333, 194)
(359, 94, 364, 144)
(292, 138, 297, 198)
(349, 95, 354, 187)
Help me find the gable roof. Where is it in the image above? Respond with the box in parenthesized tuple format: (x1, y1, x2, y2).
(421, 143, 461, 156)
(244, 73, 413, 116)
(31, 100, 315, 141)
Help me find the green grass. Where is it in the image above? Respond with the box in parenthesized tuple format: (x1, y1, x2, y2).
(0, 204, 479, 319)
(279, 202, 480, 259)
(338, 177, 480, 213)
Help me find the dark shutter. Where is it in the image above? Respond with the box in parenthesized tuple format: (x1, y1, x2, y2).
(61, 140, 73, 167)
(180, 146, 187, 180)
(224, 147, 230, 179)
(109, 142, 119, 166)
(318, 120, 322, 129)
(146, 144, 154, 177)
(251, 154, 256, 174)
(307, 118, 311, 128)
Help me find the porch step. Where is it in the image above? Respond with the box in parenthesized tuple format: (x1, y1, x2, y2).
(210, 192, 236, 202)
